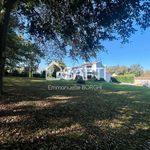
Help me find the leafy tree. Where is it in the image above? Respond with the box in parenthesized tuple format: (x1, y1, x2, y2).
(41, 70, 46, 78)
(108, 64, 144, 76)
(108, 65, 129, 75)
(5, 13, 44, 77)
(4, 12, 22, 71)
(0, 0, 150, 94)
(144, 70, 150, 76)
(129, 64, 144, 77)
(22, 42, 44, 78)
(5, 29, 44, 77)
(5, 30, 23, 72)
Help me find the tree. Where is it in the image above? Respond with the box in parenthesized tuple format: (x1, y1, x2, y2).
(108, 65, 129, 75)
(5, 14, 44, 77)
(5, 14, 23, 72)
(144, 70, 150, 76)
(0, 0, 150, 94)
(5, 31, 24, 72)
(129, 64, 144, 77)
(41, 70, 46, 78)
(5, 30, 44, 77)
(22, 42, 44, 78)
(0, 0, 17, 94)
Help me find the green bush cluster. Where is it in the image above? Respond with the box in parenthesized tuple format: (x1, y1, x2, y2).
(76, 76, 85, 84)
(5, 70, 46, 78)
(111, 75, 134, 83)
(5, 70, 28, 77)
(99, 78, 105, 82)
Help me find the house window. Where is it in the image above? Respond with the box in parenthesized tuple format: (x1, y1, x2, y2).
(77, 71, 80, 74)
(87, 66, 92, 68)
(87, 75, 92, 79)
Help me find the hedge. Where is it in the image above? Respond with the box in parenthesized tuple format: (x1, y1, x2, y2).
(111, 75, 134, 83)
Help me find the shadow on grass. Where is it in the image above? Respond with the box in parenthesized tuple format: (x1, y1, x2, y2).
(0, 78, 150, 149)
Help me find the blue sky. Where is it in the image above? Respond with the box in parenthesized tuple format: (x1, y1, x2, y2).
(39, 28, 150, 71)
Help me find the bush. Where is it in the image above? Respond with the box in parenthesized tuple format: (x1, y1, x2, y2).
(20, 72, 28, 77)
(99, 78, 105, 82)
(4, 70, 9, 76)
(41, 70, 46, 78)
(76, 76, 85, 84)
(12, 70, 19, 76)
(75, 75, 81, 80)
(33, 73, 41, 78)
(111, 77, 120, 83)
(91, 76, 97, 81)
(112, 75, 134, 83)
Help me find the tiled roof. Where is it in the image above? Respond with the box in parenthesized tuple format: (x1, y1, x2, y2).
(82, 62, 97, 66)
(72, 66, 82, 69)
(71, 61, 101, 70)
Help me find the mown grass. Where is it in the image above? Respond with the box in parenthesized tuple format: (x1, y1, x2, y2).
(0, 77, 150, 150)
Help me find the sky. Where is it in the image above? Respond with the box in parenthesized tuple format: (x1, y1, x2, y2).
(39, 28, 150, 71)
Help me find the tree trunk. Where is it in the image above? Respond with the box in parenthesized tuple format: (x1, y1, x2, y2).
(29, 67, 32, 78)
(0, 0, 16, 95)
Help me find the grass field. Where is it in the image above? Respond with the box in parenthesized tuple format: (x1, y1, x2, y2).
(0, 77, 150, 149)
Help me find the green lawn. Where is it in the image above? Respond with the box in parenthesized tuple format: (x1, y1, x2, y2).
(0, 77, 150, 149)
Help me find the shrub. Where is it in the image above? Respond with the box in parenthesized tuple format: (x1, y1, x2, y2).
(41, 70, 46, 78)
(99, 78, 105, 82)
(4, 70, 9, 76)
(20, 72, 28, 77)
(76, 76, 85, 84)
(75, 75, 81, 80)
(12, 70, 19, 76)
(91, 76, 97, 81)
(111, 77, 120, 83)
(112, 75, 134, 83)
(33, 73, 41, 78)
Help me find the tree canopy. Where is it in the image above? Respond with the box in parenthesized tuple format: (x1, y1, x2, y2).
(108, 65, 129, 75)
(5, 17, 44, 73)
(16, 0, 150, 60)
(144, 70, 150, 76)
(0, 0, 150, 94)
(108, 64, 144, 76)
(130, 64, 144, 77)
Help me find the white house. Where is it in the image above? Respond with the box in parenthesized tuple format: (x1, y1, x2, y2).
(46, 61, 111, 82)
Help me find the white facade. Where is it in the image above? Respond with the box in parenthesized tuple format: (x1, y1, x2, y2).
(46, 61, 111, 82)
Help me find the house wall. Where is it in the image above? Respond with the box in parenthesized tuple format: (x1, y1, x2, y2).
(134, 79, 150, 86)
(100, 69, 104, 79)
(46, 61, 111, 82)
(106, 72, 111, 82)
(92, 64, 96, 71)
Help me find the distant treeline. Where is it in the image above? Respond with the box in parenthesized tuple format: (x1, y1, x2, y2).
(107, 64, 149, 77)
(5, 69, 46, 78)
